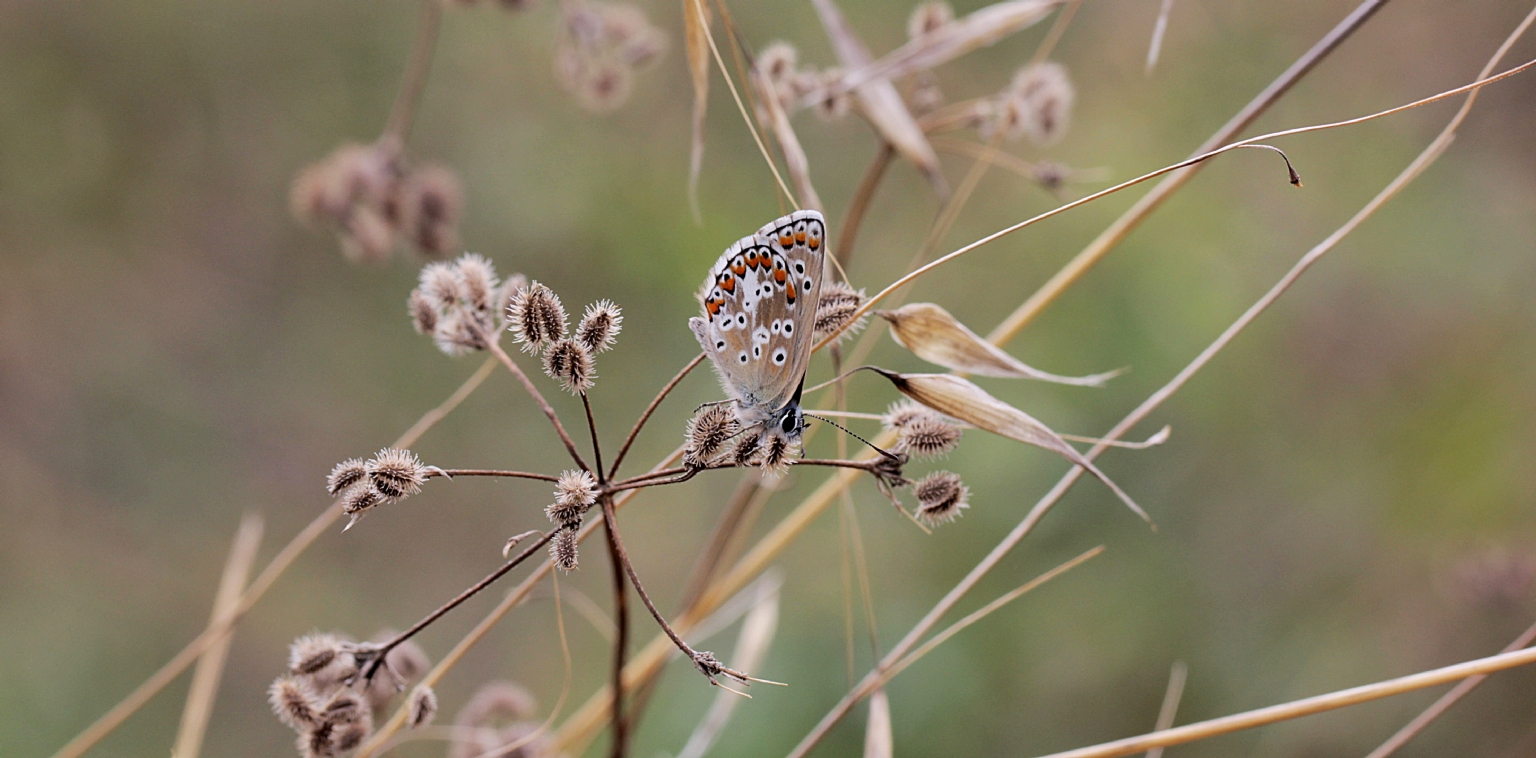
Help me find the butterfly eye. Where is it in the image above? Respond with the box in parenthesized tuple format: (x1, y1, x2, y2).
(780, 413, 797, 434)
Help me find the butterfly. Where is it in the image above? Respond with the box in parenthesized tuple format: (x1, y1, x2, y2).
(689, 210, 827, 455)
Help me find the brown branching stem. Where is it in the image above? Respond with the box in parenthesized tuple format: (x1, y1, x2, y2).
(606, 458, 898, 493)
(382, 0, 442, 144)
(359, 529, 557, 681)
(582, 393, 606, 483)
(486, 338, 590, 472)
(430, 469, 560, 482)
(601, 498, 630, 758)
(608, 353, 705, 479)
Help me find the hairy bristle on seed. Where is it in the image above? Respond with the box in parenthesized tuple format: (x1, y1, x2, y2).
(552, 528, 580, 572)
(814, 281, 868, 342)
(899, 416, 963, 459)
(300, 720, 336, 758)
(496, 274, 528, 326)
(684, 404, 741, 467)
(409, 685, 439, 729)
(407, 288, 438, 336)
(510, 281, 567, 353)
(454, 253, 499, 313)
(419, 262, 463, 310)
(732, 433, 763, 469)
(543, 338, 595, 394)
(330, 711, 372, 753)
(289, 633, 346, 676)
(366, 448, 428, 499)
(914, 471, 970, 526)
(576, 299, 623, 353)
(883, 400, 940, 433)
(758, 434, 799, 477)
(326, 458, 368, 497)
(270, 675, 322, 730)
(547, 469, 597, 526)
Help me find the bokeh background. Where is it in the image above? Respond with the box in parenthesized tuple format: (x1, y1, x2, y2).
(4, 0, 1536, 756)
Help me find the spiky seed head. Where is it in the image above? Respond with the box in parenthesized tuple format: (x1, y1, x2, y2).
(907, 1, 954, 38)
(882, 400, 941, 433)
(684, 404, 741, 467)
(1010, 62, 1074, 146)
(408, 686, 438, 729)
(289, 633, 347, 676)
(576, 300, 622, 353)
(419, 262, 463, 310)
(399, 164, 464, 259)
(454, 253, 500, 312)
(270, 675, 323, 730)
(899, 416, 962, 459)
(811, 68, 851, 122)
(552, 527, 580, 572)
(732, 433, 762, 468)
(299, 720, 336, 758)
(366, 448, 428, 500)
(510, 281, 567, 353)
(543, 338, 595, 394)
(289, 143, 394, 229)
(326, 458, 368, 497)
(407, 288, 439, 336)
(545, 500, 585, 530)
(554, 469, 598, 508)
(497, 274, 529, 326)
(813, 281, 867, 343)
(341, 207, 395, 264)
(433, 310, 488, 356)
(758, 434, 799, 477)
(758, 41, 798, 85)
(981, 93, 1029, 142)
(322, 689, 366, 725)
(914, 471, 969, 526)
(330, 709, 373, 753)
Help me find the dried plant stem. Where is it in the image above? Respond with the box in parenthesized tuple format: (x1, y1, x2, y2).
(1030, 0, 1083, 66)
(487, 338, 589, 472)
(362, 530, 558, 680)
(986, 0, 1390, 346)
(171, 513, 263, 758)
(1144, 661, 1188, 758)
(582, 393, 607, 482)
(382, 0, 442, 144)
(609, 352, 705, 479)
(1037, 646, 1536, 758)
(602, 497, 630, 758)
(48, 356, 495, 758)
(1364, 624, 1536, 757)
(835, 144, 895, 269)
(433, 469, 560, 482)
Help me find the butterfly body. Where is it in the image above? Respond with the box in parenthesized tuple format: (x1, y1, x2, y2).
(690, 210, 827, 454)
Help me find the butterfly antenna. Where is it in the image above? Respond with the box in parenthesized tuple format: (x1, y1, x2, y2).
(803, 413, 902, 462)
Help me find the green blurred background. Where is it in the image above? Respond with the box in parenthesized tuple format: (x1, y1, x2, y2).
(4, 0, 1536, 755)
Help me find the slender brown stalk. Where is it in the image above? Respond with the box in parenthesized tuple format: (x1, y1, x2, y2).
(987, 0, 1392, 346)
(486, 338, 590, 472)
(1029, 0, 1083, 66)
(1036, 646, 1536, 758)
(608, 353, 705, 479)
(602, 496, 630, 758)
(47, 356, 496, 758)
(1144, 661, 1188, 758)
(835, 144, 895, 269)
(582, 393, 606, 482)
(433, 469, 560, 482)
(382, 0, 442, 144)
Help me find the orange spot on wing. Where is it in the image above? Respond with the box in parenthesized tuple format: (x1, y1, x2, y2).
(786, 282, 797, 303)
(795, 230, 806, 243)
(720, 275, 735, 292)
(808, 237, 820, 250)
(774, 268, 787, 284)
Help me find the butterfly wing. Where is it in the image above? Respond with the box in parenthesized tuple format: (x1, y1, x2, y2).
(690, 210, 827, 418)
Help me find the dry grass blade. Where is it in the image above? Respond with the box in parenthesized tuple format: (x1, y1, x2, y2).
(879, 303, 1122, 386)
(171, 513, 263, 758)
(1144, 660, 1187, 758)
(753, 66, 823, 211)
(1145, 0, 1174, 75)
(872, 370, 1151, 523)
(864, 690, 893, 758)
(685, 0, 713, 221)
(811, 0, 947, 196)
(676, 582, 780, 758)
(835, 0, 1059, 90)
(1034, 646, 1536, 758)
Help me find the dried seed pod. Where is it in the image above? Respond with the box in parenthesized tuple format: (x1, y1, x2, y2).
(408, 685, 438, 729)
(813, 281, 867, 343)
(758, 434, 798, 477)
(433, 310, 489, 356)
(811, 67, 851, 121)
(907, 1, 955, 39)
(1010, 61, 1073, 146)
(454, 253, 499, 313)
(321, 689, 366, 725)
(419, 262, 463, 309)
(914, 470, 969, 525)
(398, 164, 464, 259)
(407, 288, 439, 336)
(554, 469, 598, 509)
(757, 41, 798, 87)
(270, 675, 323, 730)
(329, 708, 373, 753)
(899, 415, 962, 459)
(289, 633, 349, 678)
(684, 404, 741, 467)
(510, 281, 567, 353)
(289, 143, 395, 228)
(731, 433, 762, 469)
(340, 207, 396, 265)
(366, 448, 428, 499)
(299, 720, 336, 758)
(326, 458, 368, 497)
(882, 399, 940, 433)
(543, 338, 595, 394)
(879, 303, 1119, 386)
(551, 527, 580, 572)
(576, 300, 623, 353)
(871, 369, 1149, 523)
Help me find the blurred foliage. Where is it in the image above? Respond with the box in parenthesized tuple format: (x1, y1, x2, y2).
(3, 0, 1536, 757)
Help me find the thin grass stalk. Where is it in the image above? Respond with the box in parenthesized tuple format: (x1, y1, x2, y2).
(1035, 646, 1536, 758)
(985, 0, 1391, 346)
(48, 356, 496, 758)
(170, 513, 263, 758)
(1029, 0, 1082, 66)
(1144, 661, 1187, 758)
(382, 0, 442, 144)
(487, 339, 589, 471)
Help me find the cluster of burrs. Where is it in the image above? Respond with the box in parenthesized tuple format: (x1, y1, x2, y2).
(542, 469, 599, 572)
(268, 632, 435, 758)
(327, 448, 443, 531)
(882, 401, 970, 526)
(554, 0, 667, 113)
(291, 141, 464, 263)
(508, 279, 623, 394)
(410, 253, 527, 357)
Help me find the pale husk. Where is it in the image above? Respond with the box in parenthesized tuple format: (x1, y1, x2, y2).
(880, 303, 1121, 386)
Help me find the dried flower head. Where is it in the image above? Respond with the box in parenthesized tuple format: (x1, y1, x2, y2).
(270, 675, 323, 730)
(454, 253, 500, 313)
(419, 262, 463, 309)
(907, 1, 954, 39)
(290, 143, 396, 228)
(408, 288, 439, 336)
(684, 404, 741, 467)
(981, 93, 1029, 142)
(813, 281, 867, 343)
(408, 685, 438, 729)
(496, 274, 529, 326)
(554, 1, 665, 113)
(899, 415, 962, 459)
(1010, 62, 1074, 145)
(510, 281, 567, 354)
(914, 471, 969, 526)
(882, 399, 939, 433)
(433, 310, 489, 356)
(326, 458, 368, 497)
(547, 469, 598, 526)
(543, 338, 595, 394)
(299, 720, 336, 758)
(731, 433, 762, 469)
(579, 60, 635, 113)
(758, 41, 798, 87)
(329, 710, 373, 753)
(340, 207, 396, 265)
(811, 68, 851, 121)
(321, 689, 366, 725)
(340, 483, 382, 530)
(758, 434, 800, 477)
(398, 164, 464, 259)
(551, 527, 580, 572)
(576, 300, 623, 353)
(289, 633, 350, 677)
(366, 448, 428, 500)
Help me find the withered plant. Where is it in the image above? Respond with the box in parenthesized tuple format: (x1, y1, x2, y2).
(44, 2, 1536, 758)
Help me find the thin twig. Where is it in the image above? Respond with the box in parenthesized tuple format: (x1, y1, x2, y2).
(382, 0, 442, 144)
(433, 469, 560, 482)
(582, 393, 606, 482)
(1145, 661, 1188, 758)
(601, 497, 630, 758)
(609, 353, 705, 479)
(486, 338, 590, 472)
(1030, 0, 1083, 66)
